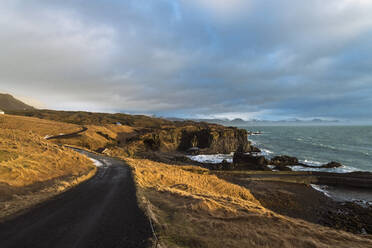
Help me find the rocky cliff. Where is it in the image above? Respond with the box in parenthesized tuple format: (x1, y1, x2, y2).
(117, 124, 253, 156)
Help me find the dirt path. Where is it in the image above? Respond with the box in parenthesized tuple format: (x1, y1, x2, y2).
(0, 150, 152, 248)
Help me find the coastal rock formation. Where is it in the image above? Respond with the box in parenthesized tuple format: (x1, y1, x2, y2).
(270, 155, 299, 166)
(119, 124, 253, 156)
(270, 156, 342, 170)
(177, 127, 251, 153)
(320, 161, 342, 168)
(273, 165, 292, 171)
(250, 146, 261, 153)
(233, 148, 270, 170)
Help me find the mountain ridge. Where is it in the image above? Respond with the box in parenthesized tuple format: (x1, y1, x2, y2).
(0, 93, 35, 112)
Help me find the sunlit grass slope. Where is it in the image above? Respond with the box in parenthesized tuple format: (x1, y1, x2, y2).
(0, 114, 81, 137)
(0, 115, 95, 186)
(0, 114, 96, 219)
(0, 128, 95, 187)
(0, 113, 134, 152)
(0, 114, 95, 186)
(125, 158, 372, 248)
(54, 124, 134, 151)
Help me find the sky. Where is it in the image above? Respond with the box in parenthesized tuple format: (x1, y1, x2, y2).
(0, 0, 372, 121)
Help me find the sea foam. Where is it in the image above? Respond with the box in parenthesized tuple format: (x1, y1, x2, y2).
(187, 154, 233, 164)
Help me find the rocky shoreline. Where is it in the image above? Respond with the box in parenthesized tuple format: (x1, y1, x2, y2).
(215, 174, 372, 235)
(150, 127, 372, 235)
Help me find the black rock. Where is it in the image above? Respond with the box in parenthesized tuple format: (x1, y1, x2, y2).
(274, 165, 292, 171)
(233, 149, 269, 171)
(270, 155, 299, 166)
(321, 161, 342, 168)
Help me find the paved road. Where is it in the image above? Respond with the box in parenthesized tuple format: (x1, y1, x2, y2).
(45, 127, 88, 140)
(0, 150, 152, 248)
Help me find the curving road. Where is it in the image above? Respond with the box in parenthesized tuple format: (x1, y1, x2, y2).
(0, 149, 152, 248)
(45, 127, 88, 140)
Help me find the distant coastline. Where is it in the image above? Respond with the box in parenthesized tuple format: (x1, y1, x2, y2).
(165, 117, 368, 127)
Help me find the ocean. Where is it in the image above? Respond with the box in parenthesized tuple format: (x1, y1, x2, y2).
(188, 125, 372, 173)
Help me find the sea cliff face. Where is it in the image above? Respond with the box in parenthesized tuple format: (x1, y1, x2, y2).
(118, 124, 252, 156)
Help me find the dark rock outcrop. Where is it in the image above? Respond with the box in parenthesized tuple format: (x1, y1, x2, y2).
(177, 127, 251, 154)
(320, 161, 342, 168)
(270, 155, 343, 170)
(274, 165, 292, 171)
(250, 146, 261, 153)
(270, 155, 299, 166)
(233, 148, 270, 171)
(121, 124, 253, 156)
(207, 160, 233, 170)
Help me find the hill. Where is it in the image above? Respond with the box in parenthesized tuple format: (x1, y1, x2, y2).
(0, 93, 35, 112)
(3, 110, 372, 247)
(8, 109, 253, 156)
(0, 114, 95, 220)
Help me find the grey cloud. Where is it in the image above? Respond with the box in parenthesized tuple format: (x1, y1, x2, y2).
(0, 0, 372, 120)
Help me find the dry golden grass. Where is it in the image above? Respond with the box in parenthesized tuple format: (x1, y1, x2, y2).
(125, 158, 372, 248)
(0, 113, 135, 151)
(0, 128, 95, 187)
(126, 158, 262, 213)
(0, 114, 97, 220)
(55, 124, 135, 151)
(0, 114, 80, 137)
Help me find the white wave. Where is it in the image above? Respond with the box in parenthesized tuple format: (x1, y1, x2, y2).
(301, 159, 323, 166)
(310, 184, 331, 197)
(187, 154, 233, 164)
(311, 184, 372, 207)
(292, 164, 358, 173)
(188, 149, 274, 164)
(296, 159, 360, 173)
(352, 200, 372, 208)
(259, 149, 273, 156)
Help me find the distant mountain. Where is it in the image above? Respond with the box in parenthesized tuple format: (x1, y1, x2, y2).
(0, 93, 35, 112)
(166, 117, 341, 126)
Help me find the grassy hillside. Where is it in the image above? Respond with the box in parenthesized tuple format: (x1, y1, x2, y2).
(0, 114, 81, 137)
(8, 109, 251, 157)
(125, 158, 372, 248)
(0, 93, 34, 111)
(0, 113, 135, 151)
(53, 124, 135, 151)
(8, 109, 172, 127)
(0, 129, 95, 187)
(0, 114, 96, 220)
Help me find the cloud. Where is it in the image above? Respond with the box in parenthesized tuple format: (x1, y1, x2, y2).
(0, 0, 372, 121)
(183, 0, 252, 23)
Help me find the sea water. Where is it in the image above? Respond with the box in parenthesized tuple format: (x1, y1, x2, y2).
(188, 125, 372, 173)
